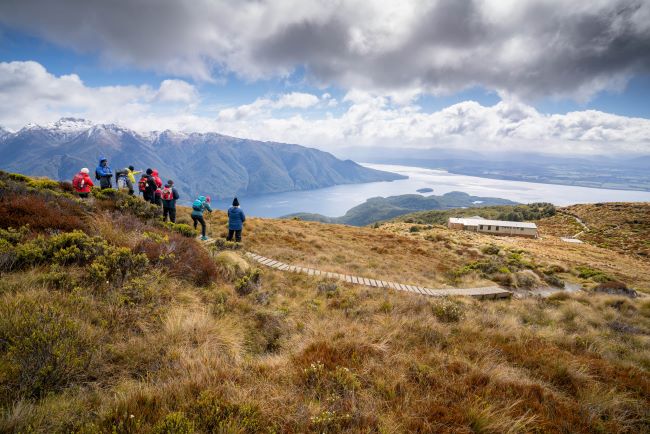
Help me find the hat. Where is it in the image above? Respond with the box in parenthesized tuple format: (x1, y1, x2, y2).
(128, 165, 135, 171)
(232, 197, 239, 207)
(205, 196, 211, 203)
(167, 180, 174, 185)
(81, 168, 89, 174)
(146, 168, 153, 175)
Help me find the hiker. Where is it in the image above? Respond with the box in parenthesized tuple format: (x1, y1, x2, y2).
(139, 168, 158, 203)
(227, 197, 246, 242)
(95, 156, 113, 189)
(191, 195, 212, 240)
(161, 180, 180, 223)
(72, 168, 94, 198)
(152, 169, 163, 188)
(125, 165, 141, 195)
(154, 184, 163, 207)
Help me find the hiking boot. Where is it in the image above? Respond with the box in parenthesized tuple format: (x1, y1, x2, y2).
(201, 236, 209, 241)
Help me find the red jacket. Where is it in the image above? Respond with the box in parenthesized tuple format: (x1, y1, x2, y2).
(72, 172, 94, 193)
(152, 170, 162, 188)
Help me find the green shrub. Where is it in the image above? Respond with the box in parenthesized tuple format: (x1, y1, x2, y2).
(115, 194, 161, 220)
(542, 273, 565, 288)
(37, 265, 79, 291)
(431, 299, 464, 323)
(575, 266, 610, 282)
(190, 391, 266, 434)
(409, 226, 421, 233)
(209, 238, 242, 253)
(0, 297, 96, 401)
(5, 172, 30, 183)
(164, 222, 197, 238)
(0, 226, 29, 245)
(481, 244, 500, 255)
(27, 179, 61, 191)
(88, 246, 148, 288)
(152, 412, 195, 434)
(234, 269, 261, 296)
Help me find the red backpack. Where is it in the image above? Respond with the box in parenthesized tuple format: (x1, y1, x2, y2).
(161, 186, 173, 201)
(138, 175, 148, 192)
(72, 173, 85, 191)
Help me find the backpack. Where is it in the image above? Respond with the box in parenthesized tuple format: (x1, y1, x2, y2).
(138, 176, 148, 192)
(192, 199, 204, 211)
(161, 186, 173, 201)
(72, 174, 85, 190)
(95, 169, 100, 181)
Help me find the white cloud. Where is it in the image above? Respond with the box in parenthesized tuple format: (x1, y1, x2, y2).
(1, 61, 649, 156)
(0, 61, 197, 130)
(1, 0, 649, 100)
(275, 92, 319, 109)
(155, 79, 198, 104)
(217, 92, 320, 120)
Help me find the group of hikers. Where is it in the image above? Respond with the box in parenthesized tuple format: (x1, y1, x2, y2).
(72, 156, 245, 242)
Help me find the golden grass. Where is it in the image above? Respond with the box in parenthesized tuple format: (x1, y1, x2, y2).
(2, 185, 650, 432)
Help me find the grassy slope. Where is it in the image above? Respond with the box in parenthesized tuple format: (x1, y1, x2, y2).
(1, 174, 649, 433)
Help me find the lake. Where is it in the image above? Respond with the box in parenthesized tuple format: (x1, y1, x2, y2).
(211, 163, 650, 218)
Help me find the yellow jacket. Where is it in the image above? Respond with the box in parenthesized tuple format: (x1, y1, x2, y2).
(126, 168, 141, 184)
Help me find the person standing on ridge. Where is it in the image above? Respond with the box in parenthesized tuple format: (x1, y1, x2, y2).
(95, 156, 113, 189)
(72, 167, 94, 198)
(227, 197, 246, 242)
(191, 195, 212, 240)
(152, 169, 162, 189)
(161, 180, 179, 223)
(139, 168, 157, 203)
(125, 165, 141, 195)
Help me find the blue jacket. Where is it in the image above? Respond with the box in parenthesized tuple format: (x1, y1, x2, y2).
(191, 198, 212, 217)
(95, 157, 113, 178)
(228, 206, 246, 230)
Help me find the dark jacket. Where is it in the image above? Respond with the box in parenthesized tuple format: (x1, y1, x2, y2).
(162, 187, 179, 209)
(227, 206, 246, 230)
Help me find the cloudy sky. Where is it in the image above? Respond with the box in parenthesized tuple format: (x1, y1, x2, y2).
(1, 0, 649, 155)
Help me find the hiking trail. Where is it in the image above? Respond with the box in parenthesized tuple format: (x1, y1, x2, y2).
(200, 238, 511, 300)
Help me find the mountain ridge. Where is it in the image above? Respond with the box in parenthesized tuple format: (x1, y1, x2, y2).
(0, 118, 405, 200)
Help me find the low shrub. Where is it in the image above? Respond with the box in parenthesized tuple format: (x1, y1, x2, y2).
(431, 299, 464, 322)
(0, 192, 84, 232)
(481, 244, 500, 255)
(164, 222, 197, 238)
(152, 412, 194, 434)
(0, 296, 96, 402)
(575, 266, 610, 282)
(247, 311, 286, 353)
(594, 280, 637, 298)
(302, 361, 361, 399)
(542, 273, 565, 288)
(209, 238, 242, 253)
(235, 269, 261, 296)
(317, 280, 339, 296)
(513, 270, 542, 289)
(214, 251, 250, 282)
(190, 391, 267, 434)
(87, 246, 148, 288)
(27, 179, 61, 191)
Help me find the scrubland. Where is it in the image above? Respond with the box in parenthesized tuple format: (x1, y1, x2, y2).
(0, 172, 648, 433)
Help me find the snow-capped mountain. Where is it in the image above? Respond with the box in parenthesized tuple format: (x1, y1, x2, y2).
(0, 119, 404, 200)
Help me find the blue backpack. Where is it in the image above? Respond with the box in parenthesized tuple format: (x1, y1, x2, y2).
(192, 199, 203, 212)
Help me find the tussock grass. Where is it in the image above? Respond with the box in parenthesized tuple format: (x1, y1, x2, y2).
(1, 173, 649, 432)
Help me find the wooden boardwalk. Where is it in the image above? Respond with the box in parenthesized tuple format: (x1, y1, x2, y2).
(244, 252, 511, 300)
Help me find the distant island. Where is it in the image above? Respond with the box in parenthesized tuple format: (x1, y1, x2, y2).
(416, 187, 434, 193)
(284, 191, 518, 226)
